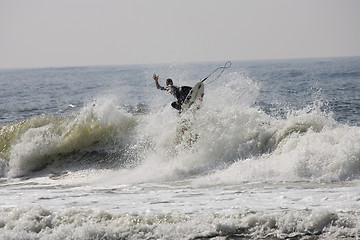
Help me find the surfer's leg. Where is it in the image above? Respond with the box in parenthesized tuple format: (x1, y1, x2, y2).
(171, 101, 181, 110)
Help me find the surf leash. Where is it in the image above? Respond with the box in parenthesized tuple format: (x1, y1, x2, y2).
(201, 61, 232, 84)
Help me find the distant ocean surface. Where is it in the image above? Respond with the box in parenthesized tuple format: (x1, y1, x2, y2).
(1, 57, 360, 239)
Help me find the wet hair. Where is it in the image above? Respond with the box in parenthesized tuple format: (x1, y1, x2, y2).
(166, 78, 173, 86)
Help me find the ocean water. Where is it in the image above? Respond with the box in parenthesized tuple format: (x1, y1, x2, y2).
(0, 57, 360, 239)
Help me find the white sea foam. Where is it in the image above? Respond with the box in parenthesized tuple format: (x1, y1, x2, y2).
(0, 206, 359, 239)
(1, 59, 360, 239)
(100, 74, 360, 186)
(3, 98, 135, 178)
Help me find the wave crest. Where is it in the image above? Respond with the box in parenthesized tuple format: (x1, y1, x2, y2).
(1, 99, 136, 177)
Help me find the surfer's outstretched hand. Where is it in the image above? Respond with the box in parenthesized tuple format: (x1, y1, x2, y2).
(153, 74, 159, 81)
(153, 74, 163, 90)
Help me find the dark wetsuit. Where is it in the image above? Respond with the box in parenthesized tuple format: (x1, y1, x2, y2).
(164, 85, 192, 110)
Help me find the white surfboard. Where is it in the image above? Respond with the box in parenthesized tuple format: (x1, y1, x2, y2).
(182, 81, 205, 110)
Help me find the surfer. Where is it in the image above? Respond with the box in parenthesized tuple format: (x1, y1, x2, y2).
(153, 74, 191, 111)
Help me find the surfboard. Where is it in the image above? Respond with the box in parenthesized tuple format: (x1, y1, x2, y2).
(182, 81, 204, 110)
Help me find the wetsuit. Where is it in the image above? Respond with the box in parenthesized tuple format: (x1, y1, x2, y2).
(164, 85, 192, 110)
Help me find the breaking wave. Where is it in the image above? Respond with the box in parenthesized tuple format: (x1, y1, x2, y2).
(0, 98, 136, 178)
(1, 72, 360, 184)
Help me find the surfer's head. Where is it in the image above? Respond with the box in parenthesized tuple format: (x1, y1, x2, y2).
(166, 78, 173, 86)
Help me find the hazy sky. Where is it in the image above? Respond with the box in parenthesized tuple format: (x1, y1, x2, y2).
(1, 0, 360, 68)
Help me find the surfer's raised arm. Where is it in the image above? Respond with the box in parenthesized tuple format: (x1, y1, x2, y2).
(153, 74, 165, 90)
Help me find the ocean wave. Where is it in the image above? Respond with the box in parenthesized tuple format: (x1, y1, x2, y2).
(187, 103, 360, 185)
(100, 99, 360, 185)
(0, 206, 358, 239)
(0, 99, 136, 178)
(1, 72, 360, 184)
